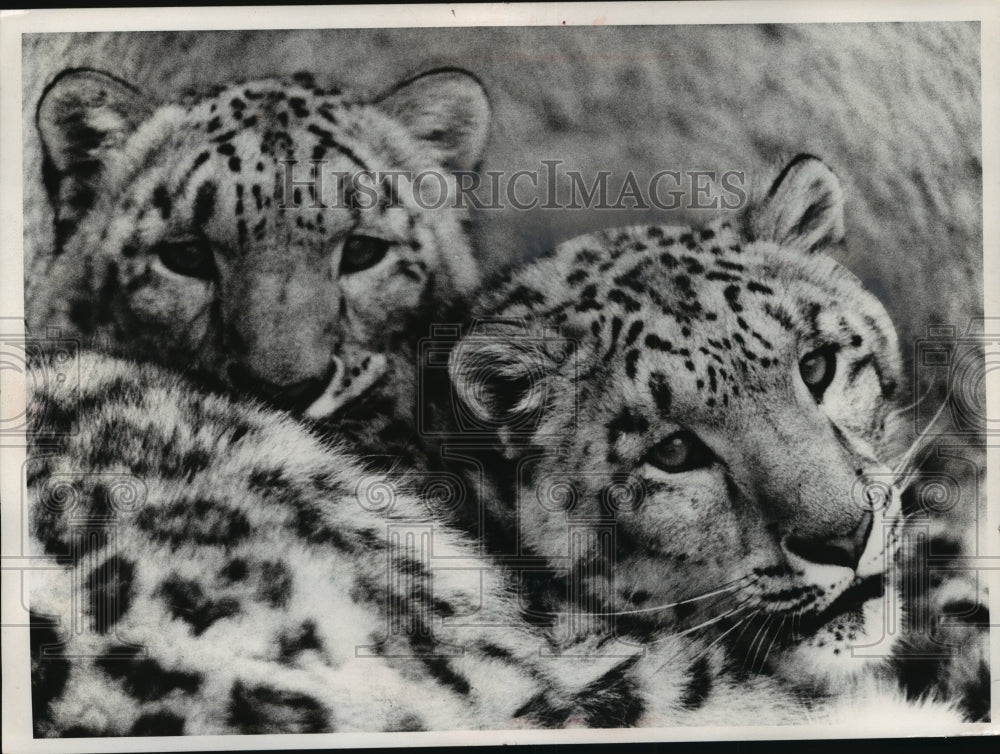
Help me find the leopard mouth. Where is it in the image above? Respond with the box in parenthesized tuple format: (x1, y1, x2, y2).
(725, 574, 887, 665)
(304, 353, 389, 419)
(788, 574, 886, 641)
(326, 368, 391, 419)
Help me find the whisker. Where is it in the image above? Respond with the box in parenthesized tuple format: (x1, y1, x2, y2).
(890, 387, 954, 482)
(792, 610, 804, 643)
(749, 614, 776, 672)
(604, 577, 749, 617)
(743, 613, 774, 671)
(689, 613, 751, 664)
(757, 614, 787, 673)
(183, 300, 214, 352)
(672, 605, 745, 637)
(730, 605, 763, 649)
(651, 611, 751, 678)
(888, 381, 938, 416)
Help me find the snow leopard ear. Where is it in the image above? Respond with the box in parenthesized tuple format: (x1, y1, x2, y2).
(746, 154, 845, 253)
(378, 68, 491, 172)
(449, 321, 556, 452)
(37, 68, 153, 247)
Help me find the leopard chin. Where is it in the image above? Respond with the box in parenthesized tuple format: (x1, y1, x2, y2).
(769, 578, 902, 692)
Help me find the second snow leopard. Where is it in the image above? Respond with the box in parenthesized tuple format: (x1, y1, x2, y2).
(31, 66, 488, 417)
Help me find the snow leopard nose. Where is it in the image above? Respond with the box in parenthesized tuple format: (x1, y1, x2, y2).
(782, 511, 873, 570)
(227, 362, 335, 412)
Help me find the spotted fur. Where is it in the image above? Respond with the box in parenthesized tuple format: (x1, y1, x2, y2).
(32, 67, 488, 416)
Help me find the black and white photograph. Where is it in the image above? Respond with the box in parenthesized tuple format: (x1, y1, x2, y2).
(0, 3, 996, 748)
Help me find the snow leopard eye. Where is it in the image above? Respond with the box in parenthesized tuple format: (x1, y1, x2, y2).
(646, 431, 714, 473)
(799, 346, 837, 399)
(340, 234, 390, 275)
(155, 240, 216, 280)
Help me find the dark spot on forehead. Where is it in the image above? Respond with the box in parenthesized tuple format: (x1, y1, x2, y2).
(747, 281, 774, 294)
(608, 289, 641, 313)
(605, 316, 624, 360)
(706, 270, 741, 283)
(645, 333, 673, 352)
(624, 320, 644, 347)
(193, 181, 217, 226)
(648, 371, 671, 413)
(751, 330, 774, 350)
(682, 256, 704, 274)
(724, 284, 743, 312)
(151, 185, 172, 220)
(716, 259, 744, 271)
(625, 348, 640, 379)
(765, 302, 795, 331)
